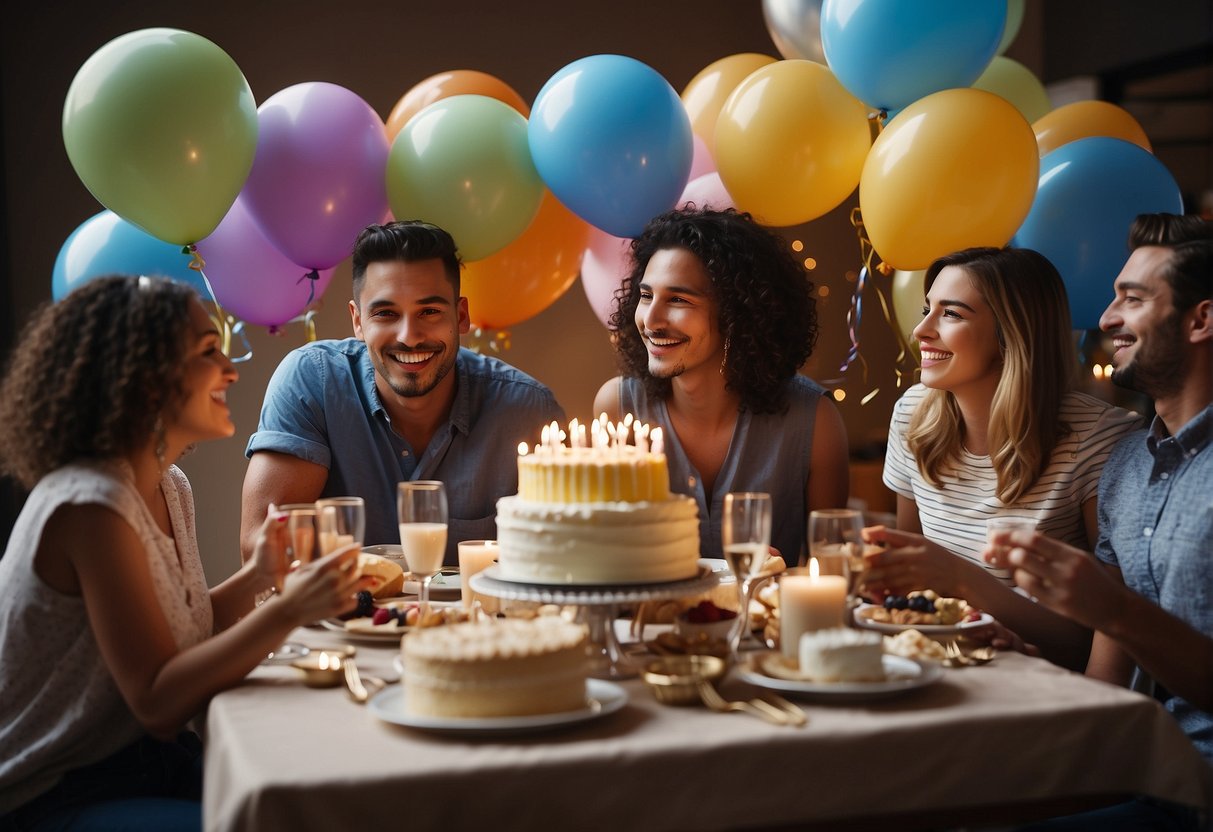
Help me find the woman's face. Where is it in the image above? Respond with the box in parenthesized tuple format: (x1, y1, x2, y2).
(171, 300, 239, 444)
(912, 266, 1003, 398)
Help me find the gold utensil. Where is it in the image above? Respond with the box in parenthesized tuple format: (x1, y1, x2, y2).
(696, 681, 789, 726)
(967, 645, 996, 664)
(758, 692, 807, 726)
(942, 640, 970, 668)
(343, 659, 385, 704)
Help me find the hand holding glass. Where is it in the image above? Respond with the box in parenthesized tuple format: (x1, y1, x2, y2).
(315, 497, 365, 556)
(398, 481, 448, 617)
(721, 492, 772, 658)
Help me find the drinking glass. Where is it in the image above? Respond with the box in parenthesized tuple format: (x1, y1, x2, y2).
(986, 516, 1038, 562)
(807, 508, 864, 609)
(279, 503, 318, 567)
(721, 492, 773, 659)
(397, 481, 449, 618)
(315, 497, 365, 557)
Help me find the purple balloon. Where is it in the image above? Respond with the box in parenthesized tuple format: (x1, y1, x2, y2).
(196, 196, 335, 328)
(242, 82, 390, 270)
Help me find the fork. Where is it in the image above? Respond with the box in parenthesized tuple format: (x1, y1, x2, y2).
(942, 640, 971, 668)
(343, 660, 385, 704)
(697, 681, 790, 726)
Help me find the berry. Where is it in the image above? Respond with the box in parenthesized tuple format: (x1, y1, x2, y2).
(354, 590, 374, 617)
(884, 595, 909, 610)
(686, 601, 736, 623)
(908, 595, 934, 613)
(371, 607, 392, 626)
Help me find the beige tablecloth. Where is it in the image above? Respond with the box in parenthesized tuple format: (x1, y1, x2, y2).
(203, 628, 1211, 831)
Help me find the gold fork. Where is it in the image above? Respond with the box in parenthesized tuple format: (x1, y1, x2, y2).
(942, 640, 971, 668)
(697, 681, 790, 726)
(343, 660, 385, 704)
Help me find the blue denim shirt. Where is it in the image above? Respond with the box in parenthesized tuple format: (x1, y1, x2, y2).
(247, 340, 564, 564)
(1095, 402, 1213, 762)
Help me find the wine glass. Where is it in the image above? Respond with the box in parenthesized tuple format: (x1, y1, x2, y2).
(721, 492, 772, 659)
(315, 497, 365, 557)
(397, 481, 449, 620)
(807, 508, 863, 610)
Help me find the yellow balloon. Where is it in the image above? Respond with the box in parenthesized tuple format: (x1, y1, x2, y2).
(461, 190, 591, 329)
(972, 57, 1052, 124)
(681, 53, 777, 157)
(891, 269, 926, 355)
(715, 60, 871, 227)
(859, 88, 1039, 271)
(1033, 100, 1152, 157)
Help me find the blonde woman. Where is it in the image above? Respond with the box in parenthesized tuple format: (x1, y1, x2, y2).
(864, 247, 1141, 669)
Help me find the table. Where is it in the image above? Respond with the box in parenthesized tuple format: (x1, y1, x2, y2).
(203, 627, 1211, 831)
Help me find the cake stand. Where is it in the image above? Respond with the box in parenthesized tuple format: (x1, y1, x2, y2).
(469, 563, 722, 680)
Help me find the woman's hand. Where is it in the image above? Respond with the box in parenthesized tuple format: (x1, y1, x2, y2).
(249, 503, 291, 592)
(964, 619, 1041, 656)
(860, 525, 965, 598)
(275, 542, 371, 625)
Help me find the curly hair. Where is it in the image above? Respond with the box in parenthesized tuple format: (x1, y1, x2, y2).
(0, 276, 196, 489)
(350, 220, 463, 306)
(607, 208, 817, 414)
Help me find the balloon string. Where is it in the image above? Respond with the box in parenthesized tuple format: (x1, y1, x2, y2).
(183, 246, 254, 364)
(870, 270, 912, 390)
(296, 269, 320, 306)
(464, 326, 512, 354)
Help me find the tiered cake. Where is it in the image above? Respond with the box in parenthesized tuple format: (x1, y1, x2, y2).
(402, 617, 588, 717)
(495, 417, 701, 584)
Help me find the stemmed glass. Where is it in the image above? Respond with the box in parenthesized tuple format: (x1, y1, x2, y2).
(721, 492, 772, 659)
(315, 497, 365, 557)
(397, 481, 448, 620)
(807, 508, 864, 610)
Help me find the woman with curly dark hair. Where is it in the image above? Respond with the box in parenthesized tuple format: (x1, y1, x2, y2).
(594, 208, 849, 563)
(0, 276, 368, 830)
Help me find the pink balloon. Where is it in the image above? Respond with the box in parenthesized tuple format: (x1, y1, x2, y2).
(242, 82, 390, 270)
(580, 228, 633, 329)
(196, 197, 335, 328)
(679, 172, 735, 211)
(688, 134, 717, 181)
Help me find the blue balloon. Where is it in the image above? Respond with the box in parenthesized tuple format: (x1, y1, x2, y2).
(53, 210, 210, 300)
(529, 54, 692, 238)
(1011, 137, 1183, 330)
(822, 0, 1005, 112)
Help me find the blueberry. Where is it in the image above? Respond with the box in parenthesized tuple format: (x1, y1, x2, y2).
(354, 590, 374, 618)
(885, 595, 909, 610)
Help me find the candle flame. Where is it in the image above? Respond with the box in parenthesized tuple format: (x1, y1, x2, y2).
(518, 442, 529, 456)
(809, 557, 819, 578)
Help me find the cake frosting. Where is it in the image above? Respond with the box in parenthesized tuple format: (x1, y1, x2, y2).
(496, 417, 701, 585)
(797, 627, 885, 682)
(402, 617, 588, 718)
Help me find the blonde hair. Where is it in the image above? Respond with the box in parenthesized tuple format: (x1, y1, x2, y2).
(906, 248, 1076, 505)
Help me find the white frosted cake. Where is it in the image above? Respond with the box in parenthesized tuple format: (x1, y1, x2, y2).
(798, 627, 886, 683)
(495, 418, 701, 584)
(402, 617, 588, 718)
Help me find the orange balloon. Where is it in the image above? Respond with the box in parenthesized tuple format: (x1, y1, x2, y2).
(461, 190, 591, 329)
(681, 53, 777, 157)
(386, 70, 529, 141)
(1033, 100, 1152, 157)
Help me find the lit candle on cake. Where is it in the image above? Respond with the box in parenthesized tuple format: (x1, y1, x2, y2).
(778, 558, 849, 661)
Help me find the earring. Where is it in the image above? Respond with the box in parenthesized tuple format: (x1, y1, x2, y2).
(719, 337, 731, 376)
(153, 415, 167, 471)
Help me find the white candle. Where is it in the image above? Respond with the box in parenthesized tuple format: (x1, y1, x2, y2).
(458, 540, 500, 614)
(779, 559, 849, 661)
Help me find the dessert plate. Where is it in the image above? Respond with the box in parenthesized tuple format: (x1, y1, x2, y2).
(319, 618, 410, 643)
(368, 679, 628, 735)
(402, 570, 461, 600)
(852, 604, 995, 636)
(737, 652, 943, 701)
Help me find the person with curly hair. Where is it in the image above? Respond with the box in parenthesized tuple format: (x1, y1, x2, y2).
(864, 247, 1141, 671)
(0, 276, 368, 831)
(593, 208, 849, 563)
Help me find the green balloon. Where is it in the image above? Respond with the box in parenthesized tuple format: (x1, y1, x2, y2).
(386, 95, 543, 262)
(63, 28, 258, 246)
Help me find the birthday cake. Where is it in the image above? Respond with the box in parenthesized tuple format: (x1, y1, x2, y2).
(495, 417, 701, 585)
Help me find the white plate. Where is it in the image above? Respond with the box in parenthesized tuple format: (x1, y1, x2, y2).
(403, 570, 461, 600)
(320, 617, 411, 643)
(368, 678, 628, 735)
(852, 604, 995, 635)
(738, 653, 943, 701)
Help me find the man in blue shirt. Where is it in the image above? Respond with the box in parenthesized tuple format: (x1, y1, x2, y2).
(240, 221, 564, 564)
(987, 213, 1211, 828)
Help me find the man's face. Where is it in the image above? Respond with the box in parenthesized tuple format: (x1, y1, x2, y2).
(633, 247, 724, 381)
(1099, 246, 1186, 399)
(350, 259, 469, 401)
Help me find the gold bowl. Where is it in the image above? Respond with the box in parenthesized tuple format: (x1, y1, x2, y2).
(641, 654, 727, 706)
(291, 646, 355, 688)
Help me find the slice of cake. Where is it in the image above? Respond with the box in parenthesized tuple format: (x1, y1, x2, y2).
(798, 627, 885, 683)
(402, 617, 588, 718)
(495, 416, 701, 584)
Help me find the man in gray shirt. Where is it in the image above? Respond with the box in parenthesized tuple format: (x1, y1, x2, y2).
(240, 221, 564, 564)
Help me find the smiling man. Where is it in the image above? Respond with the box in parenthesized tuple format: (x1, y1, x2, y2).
(594, 208, 849, 563)
(240, 221, 564, 564)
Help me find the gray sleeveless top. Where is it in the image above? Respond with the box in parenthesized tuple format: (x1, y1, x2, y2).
(619, 375, 825, 563)
(0, 461, 213, 812)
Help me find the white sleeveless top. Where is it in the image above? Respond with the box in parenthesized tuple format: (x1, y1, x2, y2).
(0, 460, 213, 812)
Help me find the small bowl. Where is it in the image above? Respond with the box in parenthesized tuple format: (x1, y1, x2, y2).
(673, 611, 738, 643)
(291, 646, 355, 688)
(641, 655, 727, 706)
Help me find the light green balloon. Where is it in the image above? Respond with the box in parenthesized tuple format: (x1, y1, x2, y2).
(972, 56, 1052, 124)
(63, 28, 258, 246)
(386, 95, 543, 262)
(997, 0, 1025, 55)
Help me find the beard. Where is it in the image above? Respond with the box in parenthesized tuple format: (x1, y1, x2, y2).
(1110, 312, 1187, 399)
(375, 345, 456, 399)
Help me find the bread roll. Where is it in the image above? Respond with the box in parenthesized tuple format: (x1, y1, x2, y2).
(357, 553, 405, 598)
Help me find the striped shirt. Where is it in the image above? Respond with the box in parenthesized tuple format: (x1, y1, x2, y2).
(883, 384, 1143, 583)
